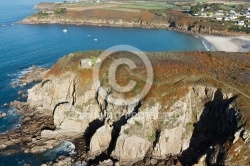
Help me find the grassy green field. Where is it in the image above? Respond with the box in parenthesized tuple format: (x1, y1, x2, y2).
(58, 2, 105, 8)
(56, 1, 175, 11)
(104, 7, 140, 12)
(194, 0, 209, 3)
(120, 3, 175, 10)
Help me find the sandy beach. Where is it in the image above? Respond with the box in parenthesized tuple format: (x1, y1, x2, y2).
(202, 35, 250, 52)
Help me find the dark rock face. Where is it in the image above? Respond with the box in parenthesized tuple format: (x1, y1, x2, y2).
(1, 87, 246, 165)
(72, 137, 88, 163)
(180, 90, 242, 165)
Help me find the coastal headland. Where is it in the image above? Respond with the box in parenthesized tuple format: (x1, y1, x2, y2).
(2, 51, 250, 165)
(20, 1, 250, 52)
(2, 0, 250, 165)
(21, 1, 250, 36)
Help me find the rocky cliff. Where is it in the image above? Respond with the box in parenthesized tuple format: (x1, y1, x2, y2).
(21, 14, 169, 29)
(20, 8, 250, 36)
(2, 51, 250, 165)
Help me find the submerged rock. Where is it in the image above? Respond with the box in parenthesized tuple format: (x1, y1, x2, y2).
(0, 112, 6, 118)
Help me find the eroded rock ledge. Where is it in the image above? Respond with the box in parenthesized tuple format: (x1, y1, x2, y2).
(1, 51, 250, 165)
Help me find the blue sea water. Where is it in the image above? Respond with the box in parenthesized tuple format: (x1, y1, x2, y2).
(0, 0, 210, 165)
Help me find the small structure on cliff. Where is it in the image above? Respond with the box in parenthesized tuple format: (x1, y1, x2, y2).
(80, 59, 93, 69)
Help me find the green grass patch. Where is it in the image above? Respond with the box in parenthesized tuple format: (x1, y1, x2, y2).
(121, 3, 174, 10)
(104, 7, 140, 13)
(35, 11, 49, 17)
(194, 0, 208, 3)
(59, 2, 103, 8)
(148, 130, 156, 142)
(229, 25, 250, 34)
(124, 129, 130, 135)
(53, 8, 67, 14)
(135, 121, 143, 127)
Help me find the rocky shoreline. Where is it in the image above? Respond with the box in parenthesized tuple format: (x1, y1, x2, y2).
(20, 17, 250, 37)
(1, 51, 250, 165)
(11, 65, 47, 88)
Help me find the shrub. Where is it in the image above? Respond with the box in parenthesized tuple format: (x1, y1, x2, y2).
(229, 25, 250, 34)
(54, 8, 67, 14)
(35, 11, 48, 17)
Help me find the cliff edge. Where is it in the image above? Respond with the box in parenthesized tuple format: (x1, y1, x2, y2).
(3, 51, 250, 165)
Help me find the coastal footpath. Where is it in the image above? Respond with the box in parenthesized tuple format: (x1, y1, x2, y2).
(1, 51, 250, 165)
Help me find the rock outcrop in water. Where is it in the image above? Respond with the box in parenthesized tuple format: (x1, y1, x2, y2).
(2, 51, 250, 165)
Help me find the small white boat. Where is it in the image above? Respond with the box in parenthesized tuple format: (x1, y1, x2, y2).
(94, 38, 97, 41)
(63, 29, 67, 33)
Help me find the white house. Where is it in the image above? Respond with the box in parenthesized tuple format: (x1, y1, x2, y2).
(244, 11, 250, 15)
(229, 14, 238, 20)
(246, 14, 250, 18)
(215, 17, 223, 21)
(224, 17, 230, 21)
(214, 12, 224, 16)
(238, 20, 245, 26)
(200, 12, 207, 17)
(229, 10, 236, 14)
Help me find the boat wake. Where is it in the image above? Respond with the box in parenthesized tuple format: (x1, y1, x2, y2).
(194, 35, 199, 38)
(202, 40, 210, 51)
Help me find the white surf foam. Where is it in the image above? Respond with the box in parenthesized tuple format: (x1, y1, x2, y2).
(44, 141, 76, 158)
(9, 65, 45, 87)
(202, 40, 210, 51)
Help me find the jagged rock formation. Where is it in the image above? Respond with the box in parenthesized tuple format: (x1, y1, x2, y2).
(89, 121, 113, 157)
(2, 51, 250, 165)
(112, 135, 151, 165)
